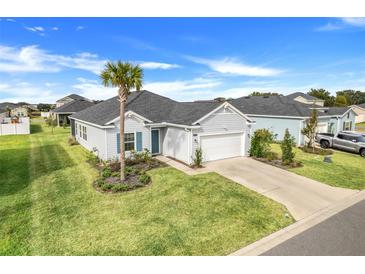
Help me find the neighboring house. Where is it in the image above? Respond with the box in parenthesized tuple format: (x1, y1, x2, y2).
(55, 94, 90, 108)
(0, 102, 33, 117)
(10, 106, 29, 117)
(70, 90, 254, 164)
(285, 92, 325, 107)
(51, 99, 96, 127)
(351, 103, 365, 123)
(232, 94, 356, 146)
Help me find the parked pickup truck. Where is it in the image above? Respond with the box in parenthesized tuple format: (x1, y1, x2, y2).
(315, 131, 365, 157)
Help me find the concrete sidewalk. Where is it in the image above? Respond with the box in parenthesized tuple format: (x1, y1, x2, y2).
(155, 155, 210, 175)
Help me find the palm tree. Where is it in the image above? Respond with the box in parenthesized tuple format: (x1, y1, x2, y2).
(100, 61, 143, 182)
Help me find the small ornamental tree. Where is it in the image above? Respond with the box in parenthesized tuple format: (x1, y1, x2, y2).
(250, 129, 275, 158)
(193, 147, 203, 168)
(281, 129, 296, 165)
(301, 108, 318, 148)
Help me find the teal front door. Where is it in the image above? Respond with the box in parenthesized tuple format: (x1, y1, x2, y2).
(151, 129, 160, 154)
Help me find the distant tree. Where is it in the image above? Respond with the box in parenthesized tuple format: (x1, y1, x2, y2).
(5, 106, 11, 117)
(301, 108, 318, 148)
(335, 95, 348, 107)
(281, 129, 296, 165)
(214, 97, 226, 102)
(249, 91, 281, 96)
(336, 90, 365, 105)
(38, 103, 53, 112)
(308, 88, 335, 107)
(17, 102, 29, 106)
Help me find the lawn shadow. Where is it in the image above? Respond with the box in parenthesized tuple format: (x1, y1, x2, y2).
(0, 144, 75, 197)
(30, 123, 43, 134)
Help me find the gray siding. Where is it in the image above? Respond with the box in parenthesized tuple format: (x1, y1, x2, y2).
(339, 110, 356, 131)
(107, 116, 151, 160)
(162, 126, 190, 164)
(192, 106, 251, 159)
(75, 121, 108, 160)
(250, 116, 303, 145)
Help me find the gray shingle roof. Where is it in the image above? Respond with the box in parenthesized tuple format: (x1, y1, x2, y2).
(231, 95, 350, 118)
(70, 91, 352, 127)
(358, 103, 365, 109)
(71, 90, 221, 126)
(286, 92, 322, 101)
(56, 94, 87, 102)
(0, 102, 18, 113)
(52, 99, 95, 113)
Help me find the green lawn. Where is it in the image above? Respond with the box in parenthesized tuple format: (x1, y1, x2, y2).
(0, 120, 293, 255)
(271, 144, 365, 190)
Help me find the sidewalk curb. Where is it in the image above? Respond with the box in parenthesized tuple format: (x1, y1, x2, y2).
(230, 190, 365, 256)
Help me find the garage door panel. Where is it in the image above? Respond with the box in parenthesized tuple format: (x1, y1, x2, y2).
(200, 133, 244, 162)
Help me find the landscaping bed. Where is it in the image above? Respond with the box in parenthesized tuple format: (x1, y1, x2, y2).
(299, 146, 333, 155)
(89, 151, 166, 193)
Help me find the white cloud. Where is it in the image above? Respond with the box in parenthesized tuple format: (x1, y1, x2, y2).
(341, 17, 365, 27)
(0, 45, 106, 74)
(139, 61, 181, 70)
(315, 22, 343, 31)
(0, 81, 60, 103)
(0, 45, 182, 74)
(144, 78, 221, 94)
(76, 26, 85, 31)
(25, 26, 45, 36)
(6, 18, 16, 22)
(187, 56, 282, 77)
(71, 78, 116, 100)
(51, 27, 59, 31)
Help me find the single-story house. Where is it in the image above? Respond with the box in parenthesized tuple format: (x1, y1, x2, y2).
(351, 103, 365, 123)
(70, 90, 356, 164)
(70, 90, 255, 164)
(51, 99, 95, 127)
(55, 93, 90, 108)
(232, 94, 356, 146)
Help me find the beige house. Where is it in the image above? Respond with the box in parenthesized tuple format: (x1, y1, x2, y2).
(286, 92, 325, 107)
(11, 106, 29, 117)
(55, 94, 90, 108)
(351, 104, 365, 123)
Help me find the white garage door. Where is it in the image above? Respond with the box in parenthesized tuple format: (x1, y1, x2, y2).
(200, 132, 244, 162)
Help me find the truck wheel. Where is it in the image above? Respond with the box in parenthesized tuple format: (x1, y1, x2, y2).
(320, 140, 330, 149)
(360, 149, 365, 157)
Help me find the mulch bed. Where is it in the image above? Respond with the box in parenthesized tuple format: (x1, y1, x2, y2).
(254, 157, 303, 170)
(93, 158, 167, 194)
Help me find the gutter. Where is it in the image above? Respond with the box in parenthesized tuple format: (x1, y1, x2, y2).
(69, 117, 115, 129)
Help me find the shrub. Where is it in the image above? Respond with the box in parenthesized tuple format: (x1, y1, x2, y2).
(101, 167, 112, 178)
(250, 129, 275, 158)
(112, 183, 129, 192)
(139, 173, 151, 185)
(124, 166, 136, 176)
(108, 160, 121, 172)
(128, 149, 152, 165)
(281, 129, 296, 165)
(266, 152, 279, 161)
(95, 178, 104, 188)
(193, 147, 203, 167)
(68, 136, 78, 146)
(101, 183, 114, 191)
(111, 172, 120, 177)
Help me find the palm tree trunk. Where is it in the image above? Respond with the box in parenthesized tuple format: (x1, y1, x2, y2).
(119, 96, 126, 182)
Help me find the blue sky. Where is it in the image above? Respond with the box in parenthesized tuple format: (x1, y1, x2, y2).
(1, 17, 365, 103)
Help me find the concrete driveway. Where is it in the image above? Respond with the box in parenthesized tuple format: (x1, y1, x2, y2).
(205, 157, 357, 220)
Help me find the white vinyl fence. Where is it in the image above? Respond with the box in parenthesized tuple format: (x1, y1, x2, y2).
(0, 117, 30, 136)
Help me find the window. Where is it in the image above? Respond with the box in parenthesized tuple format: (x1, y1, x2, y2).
(337, 134, 344, 139)
(82, 126, 87, 140)
(124, 133, 135, 151)
(79, 125, 82, 137)
(343, 121, 352, 131)
(75, 123, 78, 135)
